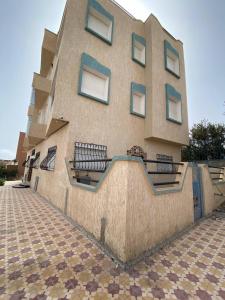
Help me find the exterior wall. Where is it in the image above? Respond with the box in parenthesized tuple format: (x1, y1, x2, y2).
(66, 158, 193, 262)
(125, 161, 193, 261)
(200, 165, 225, 215)
(48, 0, 189, 163)
(27, 154, 193, 262)
(144, 16, 189, 145)
(16, 132, 26, 177)
(26, 125, 69, 211)
(23, 0, 192, 263)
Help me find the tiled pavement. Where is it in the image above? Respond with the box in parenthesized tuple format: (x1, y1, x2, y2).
(1, 187, 225, 300)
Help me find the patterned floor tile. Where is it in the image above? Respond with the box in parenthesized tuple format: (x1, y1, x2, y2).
(1, 186, 225, 299)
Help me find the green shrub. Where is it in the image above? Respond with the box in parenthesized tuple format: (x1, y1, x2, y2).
(0, 178, 5, 186)
(0, 166, 6, 178)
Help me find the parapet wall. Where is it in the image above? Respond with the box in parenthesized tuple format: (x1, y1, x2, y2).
(65, 156, 194, 262)
(200, 164, 225, 215)
(31, 157, 225, 263)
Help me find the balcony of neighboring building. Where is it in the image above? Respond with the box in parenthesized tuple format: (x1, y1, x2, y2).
(32, 73, 51, 109)
(40, 29, 57, 78)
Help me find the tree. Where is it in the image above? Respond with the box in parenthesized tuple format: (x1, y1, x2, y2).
(182, 120, 225, 161)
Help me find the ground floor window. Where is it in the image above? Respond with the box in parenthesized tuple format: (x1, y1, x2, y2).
(40, 146, 57, 171)
(156, 154, 174, 172)
(32, 152, 40, 169)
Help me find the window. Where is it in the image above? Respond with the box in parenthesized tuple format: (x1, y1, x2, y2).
(74, 142, 107, 172)
(85, 0, 114, 45)
(40, 146, 57, 171)
(164, 40, 180, 77)
(165, 84, 182, 124)
(32, 152, 40, 169)
(156, 154, 174, 173)
(23, 156, 30, 167)
(78, 53, 111, 104)
(130, 82, 146, 118)
(132, 33, 146, 67)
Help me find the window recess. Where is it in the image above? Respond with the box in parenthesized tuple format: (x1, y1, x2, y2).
(164, 40, 180, 78)
(40, 146, 57, 171)
(165, 84, 182, 124)
(132, 33, 146, 67)
(78, 53, 111, 105)
(85, 0, 114, 45)
(130, 82, 146, 118)
(32, 152, 40, 169)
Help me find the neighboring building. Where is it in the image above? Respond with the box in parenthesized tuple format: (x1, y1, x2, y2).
(23, 0, 189, 209)
(16, 132, 26, 177)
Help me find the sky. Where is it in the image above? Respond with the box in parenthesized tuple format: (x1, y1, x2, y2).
(0, 0, 225, 160)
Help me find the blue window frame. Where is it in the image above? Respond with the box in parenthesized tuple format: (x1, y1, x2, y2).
(165, 84, 182, 124)
(85, 0, 114, 45)
(132, 33, 146, 67)
(130, 82, 146, 118)
(78, 53, 111, 105)
(164, 40, 180, 78)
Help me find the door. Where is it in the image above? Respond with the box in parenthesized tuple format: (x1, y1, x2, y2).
(192, 163, 204, 221)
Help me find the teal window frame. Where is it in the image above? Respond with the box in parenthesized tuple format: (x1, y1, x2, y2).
(130, 82, 146, 118)
(85, 0, 114, 45)
(132, 33, 146, 67)
(165, 84, 182, 125)
(164, 40, 180, 78)
(78, 53, 111, 105)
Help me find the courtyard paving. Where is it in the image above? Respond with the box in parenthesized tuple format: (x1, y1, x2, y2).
(0, 186, 225, 299)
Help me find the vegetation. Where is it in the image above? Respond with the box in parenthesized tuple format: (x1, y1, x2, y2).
(182, 120, 225, 161)
(0, 178, 5, 186)
(0, 165, 17, 180)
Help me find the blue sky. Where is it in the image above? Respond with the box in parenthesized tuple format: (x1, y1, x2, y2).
(0, 0, 224, 159)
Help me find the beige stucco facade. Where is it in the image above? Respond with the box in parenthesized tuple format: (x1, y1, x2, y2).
(24, 0, 189, 159)
(200, 165, 225, 215)
(21, 0, 214, 263)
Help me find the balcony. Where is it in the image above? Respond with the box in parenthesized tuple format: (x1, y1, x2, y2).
(27, 104, 35, 117)
(27, 119, 47, 146)
(40, 29, 57, 77)
(46, 110, 68, 137)
(32, 73, 51, 109)
(23, 136, 34, 151)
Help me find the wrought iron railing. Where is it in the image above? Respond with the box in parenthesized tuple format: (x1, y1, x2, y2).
(70, 142, 111, 173)
(143, 159, 184, 186)
(208, 165, 224, 182)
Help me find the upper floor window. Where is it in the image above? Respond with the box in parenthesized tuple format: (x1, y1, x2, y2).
(164, 40, 180, 78)
(165, 84, 182, 124)
(78, 53, 111, 105)
(40, 146, 57, 171)
(85, 0, 114, 45)
(130, 82, 146, 118)
(132, 33, 146, 67)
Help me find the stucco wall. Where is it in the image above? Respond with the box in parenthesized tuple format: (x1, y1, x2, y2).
(65, 158, 193, 262)
(48, 0, 189, 163)
(200, 165, 225, 215)
(144, 15, 189, 145)
(27, 125, 70, 211)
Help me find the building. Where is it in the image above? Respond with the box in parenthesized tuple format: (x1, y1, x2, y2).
(16, 132, 26, 177)
(23, 0, 190, 262)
